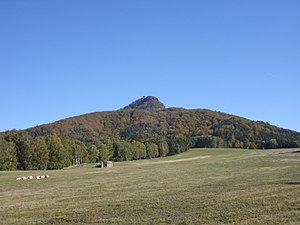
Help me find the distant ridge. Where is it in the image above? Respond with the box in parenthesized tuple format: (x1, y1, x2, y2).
(122, 96, 166, 111)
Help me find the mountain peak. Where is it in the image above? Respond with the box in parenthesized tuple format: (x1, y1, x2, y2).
(123, 96, 166, 111)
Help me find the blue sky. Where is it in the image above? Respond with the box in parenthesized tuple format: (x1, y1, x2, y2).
(0, 0, 299, 132)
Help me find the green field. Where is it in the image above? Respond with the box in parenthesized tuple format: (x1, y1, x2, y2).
(0, 148, 299, 225)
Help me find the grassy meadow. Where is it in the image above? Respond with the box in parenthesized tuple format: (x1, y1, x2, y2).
(0, 148, 299, 225)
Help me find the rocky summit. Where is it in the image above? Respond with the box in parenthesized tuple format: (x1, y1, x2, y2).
(122, 96, 166, 111)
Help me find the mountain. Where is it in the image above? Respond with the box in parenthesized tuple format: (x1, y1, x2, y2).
(1, 96, 300, 170)
(122, 96, 166, 111)
(22, 96, 300, 149)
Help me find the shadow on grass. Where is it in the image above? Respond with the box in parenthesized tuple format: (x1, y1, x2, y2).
(279, 150, 300, 154)
(286, 181, 300, 185)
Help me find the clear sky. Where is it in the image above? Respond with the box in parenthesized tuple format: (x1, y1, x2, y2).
(0, 0, 299, 132)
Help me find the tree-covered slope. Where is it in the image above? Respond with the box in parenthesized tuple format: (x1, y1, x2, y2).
(26, 105, 300, 149)
(1, 96, 300, 171)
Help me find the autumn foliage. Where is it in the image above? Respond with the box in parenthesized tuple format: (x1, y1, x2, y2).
(0, 96, 299, 170)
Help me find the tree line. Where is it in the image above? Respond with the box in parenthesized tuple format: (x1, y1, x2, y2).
(0, 130, 193, 171)
(1, 127, 299, 171)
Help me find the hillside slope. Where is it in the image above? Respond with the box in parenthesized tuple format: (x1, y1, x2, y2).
(25, 96, 300, 149)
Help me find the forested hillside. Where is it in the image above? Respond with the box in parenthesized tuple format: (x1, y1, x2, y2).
(27, 107, 300, 149)
(0, 96, 299, 170)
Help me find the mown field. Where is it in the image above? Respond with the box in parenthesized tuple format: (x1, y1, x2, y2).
(0, 148, 299, 225)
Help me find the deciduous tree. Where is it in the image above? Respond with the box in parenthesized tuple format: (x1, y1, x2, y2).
(31, 136, 49, 170)
(47, 134, 68, 169)
(0, 140, 17, 170)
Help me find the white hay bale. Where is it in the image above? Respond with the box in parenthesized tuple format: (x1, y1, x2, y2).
(36, 176, 41, 179)
(21, 176, 27, 180)
(40, 175, 46, 179)
(16, 177, 22, 181)
(27, 176, 34, 180)
(45, 175, 50, 178)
